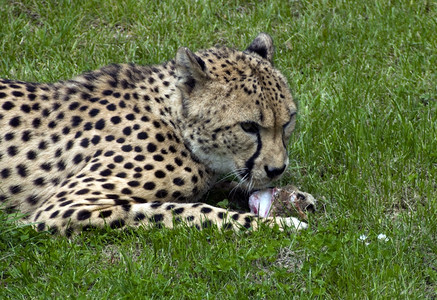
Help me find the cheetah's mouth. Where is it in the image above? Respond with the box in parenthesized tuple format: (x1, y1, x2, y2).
(236, 172, 273, 191)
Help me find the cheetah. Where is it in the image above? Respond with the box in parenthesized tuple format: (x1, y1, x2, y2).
(0, 33, 314, 236)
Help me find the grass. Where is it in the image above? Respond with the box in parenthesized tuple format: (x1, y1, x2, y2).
(1, 0, 436, 298)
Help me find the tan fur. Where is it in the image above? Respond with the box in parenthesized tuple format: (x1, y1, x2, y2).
(0, 33, 309, 235)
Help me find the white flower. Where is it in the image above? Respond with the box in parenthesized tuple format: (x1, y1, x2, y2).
(358, 234, 367, 241)
(377, 234, 389, 242)
(358, 235, 370, 245)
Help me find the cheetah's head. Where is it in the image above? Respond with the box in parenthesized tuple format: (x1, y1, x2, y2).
(175, 33, 297, 190)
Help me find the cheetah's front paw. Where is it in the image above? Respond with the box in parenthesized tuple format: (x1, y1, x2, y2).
(283, 216, 308, 230)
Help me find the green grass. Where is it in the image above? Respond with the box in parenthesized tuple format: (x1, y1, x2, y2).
(1, 0, 436, 298)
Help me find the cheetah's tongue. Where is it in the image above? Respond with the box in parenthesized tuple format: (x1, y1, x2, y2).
(248, 188, 279, 218)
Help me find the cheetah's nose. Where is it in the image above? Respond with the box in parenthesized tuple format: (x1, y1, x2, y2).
(264, 165, 286, 179)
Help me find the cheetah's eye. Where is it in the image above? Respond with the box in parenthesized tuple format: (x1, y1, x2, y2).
(241, 122, 260, 134)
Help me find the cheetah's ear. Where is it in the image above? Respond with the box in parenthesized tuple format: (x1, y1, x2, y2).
(245, 33, 274, 62)
(175, 47, 208, 94)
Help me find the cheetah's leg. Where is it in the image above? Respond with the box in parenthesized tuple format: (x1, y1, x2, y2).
(30, 198, 307, 236)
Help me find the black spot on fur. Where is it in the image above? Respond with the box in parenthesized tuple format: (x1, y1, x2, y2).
(154, 170, 165, 178)
(150, 214, 164, 223)
(76, 188, 90, 195)
(134, 213, 146, 221)
(110, 116, 121, 124)
(232, 213, 240, 221)
(95, 119, 105, 130)
(151, 202, 162, 209)
(2, 101, 15, 110)
(7, 146, 18, 156)
(9, 185, 22, 194)
(155, 189, 168, 198)
(99, 210, 112, 218)
(143, 182, 156, 190)
(201, 207, 212, 214)
(173, 207, 184, 215)
(222, 223, 233, 230)
(26, 195, 39, 205)
(62, 209, 75, 219)
(202, 220, 213, 229)
(77, 210, 91, 221)
(9, 116, 21, 127)
(110, 219, 125, 229)
(16, 164, 28, 177)
(37, 222, 46, 231)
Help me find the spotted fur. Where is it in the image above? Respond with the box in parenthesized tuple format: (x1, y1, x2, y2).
(0, 33, 309, 235)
